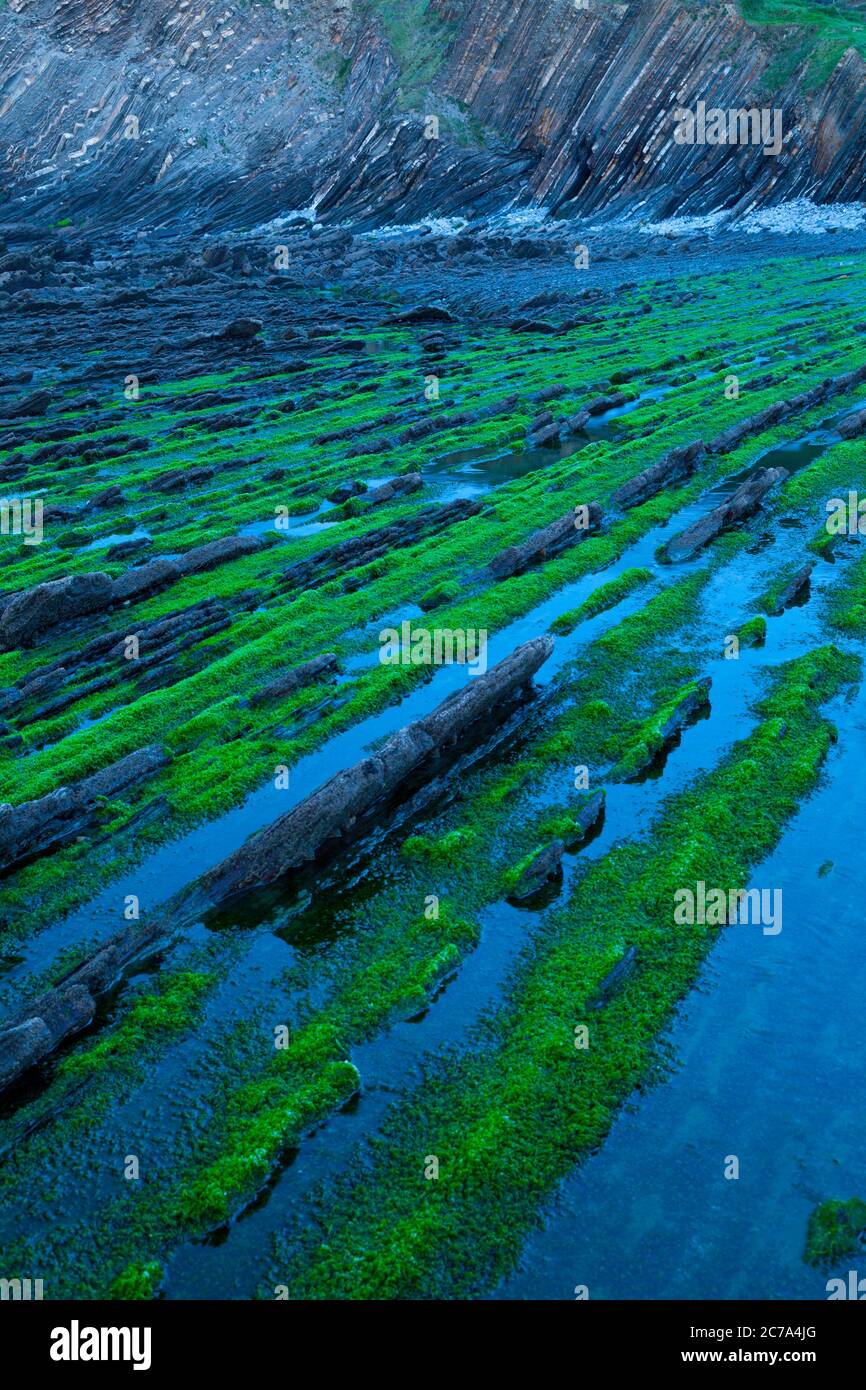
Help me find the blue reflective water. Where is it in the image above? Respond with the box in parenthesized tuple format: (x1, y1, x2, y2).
(498, 685, 866, 1299)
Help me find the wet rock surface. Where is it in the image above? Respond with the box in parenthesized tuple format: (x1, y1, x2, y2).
(3, 39, 866, 1293)
(188, 636, 553, 912)
(0, 638, 552, 1088)
(612, 679, 712, 781)
(0, 745, 168, 875)
(769, 562, 815, 615)
(508, 839, 565, 903)
(664, 470, 788, 561)
(249, 653, 339, 707)
(613, 442, 706, 510)
(0, 574, 113, 650)
(488, 503, 602, 580)
(279, 497, 483, 593)
(565, 789, 606, 846)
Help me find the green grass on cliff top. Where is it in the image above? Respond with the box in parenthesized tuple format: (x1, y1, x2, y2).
(741, 0, 866, 89)
(364, 0, 461, 107)
(371, 0, 866, 99)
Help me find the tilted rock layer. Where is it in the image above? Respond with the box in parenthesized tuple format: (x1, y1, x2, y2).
(3, 0, 866, 231)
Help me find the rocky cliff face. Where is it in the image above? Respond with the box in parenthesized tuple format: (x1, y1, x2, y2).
(2, 0, 866, 231)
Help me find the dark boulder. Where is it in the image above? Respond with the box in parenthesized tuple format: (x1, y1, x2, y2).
(387, 304, 455, 326)
(0, 572, 113, 650)
(112, 557, 183, 604)
(6, 387, 51, 419)
(220, 317, 263, 342)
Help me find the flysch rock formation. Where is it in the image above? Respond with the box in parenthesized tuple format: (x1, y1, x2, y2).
(0, 744, 168, 874)
(0, 636, 553, 1091)
(186, 634, 554, 908)
(3, 0, 866, 234)
(664, 467, 787, 561)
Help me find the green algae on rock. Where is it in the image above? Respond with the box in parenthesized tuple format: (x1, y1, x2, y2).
(804, 1198, 866, 1267)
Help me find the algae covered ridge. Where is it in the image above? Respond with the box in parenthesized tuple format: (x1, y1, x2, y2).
(3, 204, 866, 1307)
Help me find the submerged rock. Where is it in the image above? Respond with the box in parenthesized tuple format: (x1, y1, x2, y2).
(804, 1196, 866, 1267)
(663, 469, 787, 561)
(588, 946, 638, 1010)
(508, 839, 565, 902)
(768, 561, 814, 615)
